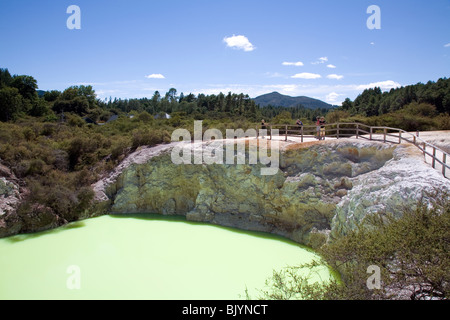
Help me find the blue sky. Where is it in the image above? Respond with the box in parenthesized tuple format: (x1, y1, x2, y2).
(1, 0, 449, 105)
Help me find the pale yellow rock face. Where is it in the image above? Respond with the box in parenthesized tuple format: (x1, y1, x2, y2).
(101, 139, 449, 248)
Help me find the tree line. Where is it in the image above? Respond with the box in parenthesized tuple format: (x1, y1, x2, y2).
(0, 68, 101, 122)
(0, 68, 332, 125)
(340, 78, 450, 117)
(100, 89, 261, 121)
(1, 67, 449, 130)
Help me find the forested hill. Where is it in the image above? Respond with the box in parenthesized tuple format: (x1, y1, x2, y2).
(340, 78, 450, 117)
(253, 92, 335, 109)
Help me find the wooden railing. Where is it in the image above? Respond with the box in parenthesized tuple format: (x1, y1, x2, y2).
(261, 122, 449, 178)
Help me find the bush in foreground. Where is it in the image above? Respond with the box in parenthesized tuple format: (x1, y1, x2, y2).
(256, 191, 449, 300)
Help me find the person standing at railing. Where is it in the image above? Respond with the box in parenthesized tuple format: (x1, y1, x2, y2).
(296, 119, 303, 136)
(319, 117, 326, 140)
(316, 117, 321, 140)
(261, 119, 266, 139)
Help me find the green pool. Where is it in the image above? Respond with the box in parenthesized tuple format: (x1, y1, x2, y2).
(0, 214, 332, 300)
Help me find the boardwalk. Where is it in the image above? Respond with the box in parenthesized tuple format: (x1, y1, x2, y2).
(261, 122, 450, 179)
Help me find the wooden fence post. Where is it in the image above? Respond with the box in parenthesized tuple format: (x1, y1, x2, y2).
(337, 123, 340, 139)
(383, 128, 387, 143)
(285, 125, 288, 141)
(399, 131, 402, 144)
(433, 147, 436, 169)
(270, 125, 272, 140)
(370, 127, 373, 141)
(356, 124, 359, 139)
(301, 126, 304, 143)
(443, 154, 447, 177)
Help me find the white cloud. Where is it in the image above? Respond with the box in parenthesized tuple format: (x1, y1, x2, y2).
(282, 61, 304, 67)
(327, 64, 337, 69)
(270, 84, 299, 93)
(264, 72, 285, 78)
(326, 92, 342, 104)
(145, 74, 165, 79)
(327, 74, 344, 80)
(370, 42, 375, 45)
(356, 80, 401, 91)
(291, 73, 322, 79)
(223, 35, 255, 52)
(445, 43, 450, 48)
(312, 57, 328, 65)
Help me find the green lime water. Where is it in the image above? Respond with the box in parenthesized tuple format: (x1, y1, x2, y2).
(0, 214, 332, 300)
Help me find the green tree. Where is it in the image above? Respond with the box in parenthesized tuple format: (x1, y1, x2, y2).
(0, 68, 13, 88)
(225, 92, 232, 113)
(11, 75, 38, 101)
(272, 111, 292, 124)
(53, 96, 89, 115)
(43, 90, 61, 102)
(29, 98, 52, 117)
(137, 111, 153, 123)
(0, 87, 23, 121)
(166, 88, 178, 103)
(60, 87, 79, 101)
(76, 85, 96, 108)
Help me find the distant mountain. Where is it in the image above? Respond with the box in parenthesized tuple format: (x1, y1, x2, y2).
(253, 92, 335, 110)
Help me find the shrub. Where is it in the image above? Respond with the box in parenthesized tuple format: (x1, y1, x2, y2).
(74, 186, 95, 215)
(272, 111, 293, 124)
(131, 129, 169, 149)
(26, 159, 46, 176)
(258, 191, 450, 300)
(22, 127, 36, 141)
(40, 123, 57, 136)
(66, 113, 86, 127)
(110, 138, 130, 161)
(138, 111, 154, 123)
(401, 102, 438, 117)
(326, 110, 350, 124)
(436, 113, 450, 130)
(51, 149, 69, 171)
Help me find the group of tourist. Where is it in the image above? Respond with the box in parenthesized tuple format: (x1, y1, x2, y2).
(260, 116, 327, 140)
(316, 116, 326, 140)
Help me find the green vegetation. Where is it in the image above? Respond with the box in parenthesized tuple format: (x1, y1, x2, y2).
(0, 68, 272, 232)
(328, 78, 450, 131)
(256, 191, 449, 300)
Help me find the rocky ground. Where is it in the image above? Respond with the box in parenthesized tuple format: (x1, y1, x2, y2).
(2, 131, 449, 241)
(93, 136, 450, 247)
(0, 164, 26, 237)
(0, 164, 21, 216)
